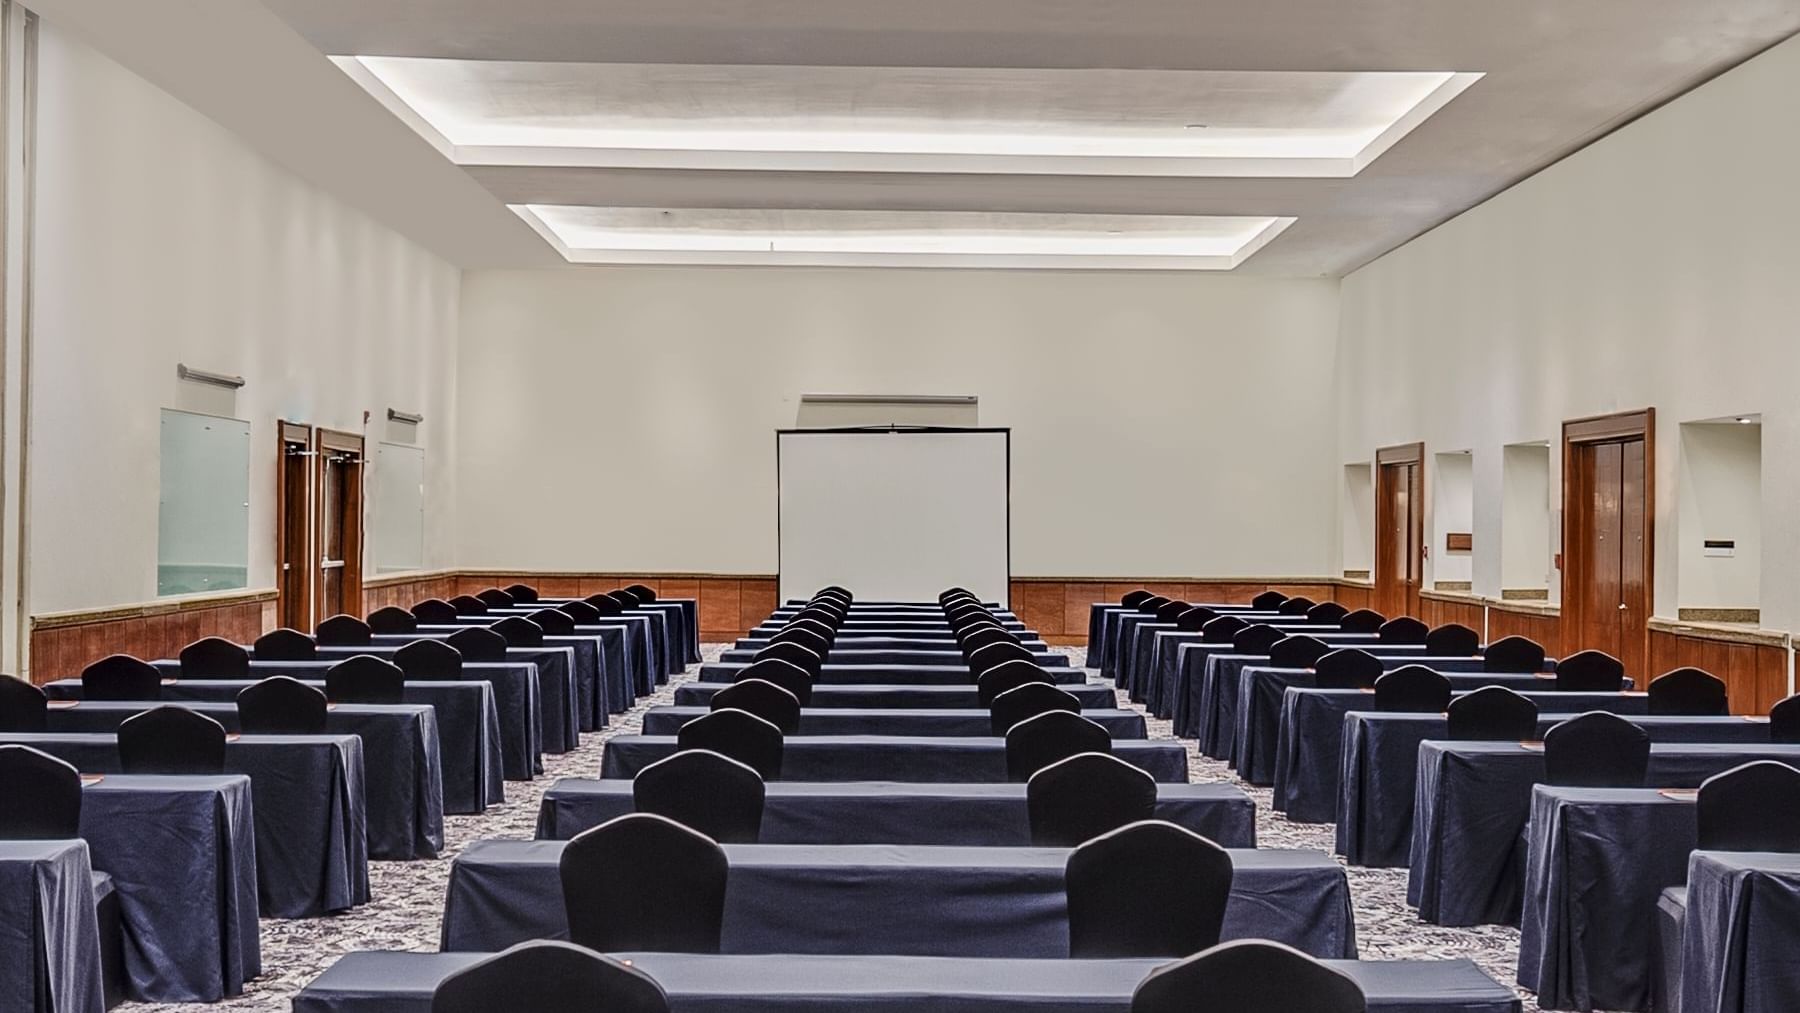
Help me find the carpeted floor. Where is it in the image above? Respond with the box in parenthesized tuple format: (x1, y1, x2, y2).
(122, 644, 1561, 1012)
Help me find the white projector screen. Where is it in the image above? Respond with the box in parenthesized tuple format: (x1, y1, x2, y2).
(778, 428, 1010, 605)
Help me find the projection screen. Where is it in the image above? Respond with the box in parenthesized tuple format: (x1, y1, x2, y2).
(778, 428, 1010, 605)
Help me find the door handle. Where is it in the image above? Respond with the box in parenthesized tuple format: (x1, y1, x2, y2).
(1618, 603, 1628, 611)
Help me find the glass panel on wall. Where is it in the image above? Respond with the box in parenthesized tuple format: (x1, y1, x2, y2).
(157, 409, 251, 595)
(371, 441, 425, 573)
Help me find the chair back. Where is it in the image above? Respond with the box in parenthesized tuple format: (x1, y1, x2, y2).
(449, 595, 488, 615)
(1026, 752, 1156, 847)
(476, 588, 516, 609)
(1276, 596, 1316, 616)
(446, 627, 508, 663)
(557, 601, 603, 624)
(118, 706, 227, 774)
(1447, 686, 1539, 741)
(770, 625, 829, 658)
(737, 658, 813, 707)
(624, 584, 658, 603)
(0, 745, 82, 837)
(752, 641, 820, 677)
(432, 941, 671, 1013)
(179, 637, 250, 680)
(959, 627, 1017, 656)
(1483, 635, 1547, 674)
(527, 609, 576, 636)
(1250, 591, 1289, 611)
(1268, 635, 1330, 669)
(1338, 608, 1387, 634)
(1425, 623, 1480, 656)
(316, 614, 373, 646)
(632, 749, 766, 844)
(1696, 761, 1800, 852)
(968, 640, 1035, 674)
(1307, 602, 1349, 625)
(584, 594, 624, 616)
(503, 584, 539, 604)
(1004, 710, 1111, 782)
(1377, 616, 1429, 644)
(1313, 649, 1383, 690)
(1120, 590, 1154, 608)
(81, 655, 161, 701)
(1200, 615, 1248, 643)
(710, 679, 801, 735)
(560, 814, 728, 954)
(254, 628, 317, 661)
(1555, 650, 1627, 692)
(489, 617, 544, 648)
(0, 677, 49, 732)
(1647, 667, 1729, 716)
(1066, 820, 1233, 958)
(990, 682, 1081, 737)
(395, 639, 463, 681)
(1772, 694, 1800, 744)
(677, 708, 784, 780)
(237, 676, 329, 734)
(1230, 624, 1284, 655)
(1129, 940, 1367, 1013)
(1374, 666, 1453, 712)
(367, 606, 418, 634)
(1154, 600, 1190, 623)
(1136, 596, 1171, 614)
(1174, 606, 1219, 632)
(411, 599, 460, 624)
(1543, 711, 1650, 787)
(976, 659, 1054, 708)
(325, 655, 405, 704)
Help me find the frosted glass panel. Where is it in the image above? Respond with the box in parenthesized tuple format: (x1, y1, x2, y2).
(372, 441, 426, 573)
(157, 409, 251, 595)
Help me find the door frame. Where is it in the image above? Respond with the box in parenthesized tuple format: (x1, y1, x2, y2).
(1561, 408, 1655, 662)
(315, 428, 366, 622)
(275, 420, 314, 631)
(1374, 441, 1426, 618)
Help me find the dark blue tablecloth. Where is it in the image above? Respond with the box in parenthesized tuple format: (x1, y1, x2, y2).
(1119, 618, 1328, 704)
(1232, 662, 1558, 784)
(600, 735, 1189, 783)
(0, 732, 367, 919)
(1408, 738, 1798, 927)
(44, 700, 442, 861)
(1338, 714, 1766, 870)
(673, 682, 1119, 711)
(1099, 609, 1288, 685)
(699, 662, 1085, 686)
(78, 775, 260, 1001)
(1276, 688, 1643, 823)
(721, 647, 1066, 667)
(339, 641, 557, 765)
(88, 670, 504, 814)
(1681, 850, 1800, 1013)
(521, 607, 663, 695)
(391, 635, 583, 751)
(487, 614, 634, 717)
(297, 951, 1518, 1013)
(750, 624, 1030, 642)
(1517, 786, 1697, 1011)
(535, 779, 1253, 846)
(735, 634, 1047, 654)
(640, 707, 1146, 738)
(440, 841, 1352, 958)
(0, 840, 104, 1013)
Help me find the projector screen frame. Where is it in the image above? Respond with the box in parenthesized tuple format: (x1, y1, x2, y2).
(775, 425, 1012, 607)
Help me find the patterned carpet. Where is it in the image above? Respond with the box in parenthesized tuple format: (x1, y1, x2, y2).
(121, 644, 1558, 1012)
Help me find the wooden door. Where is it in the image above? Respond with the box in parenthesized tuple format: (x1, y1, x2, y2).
(1375, 443, 1425, 618)
(315, 430, 365, 621)
(276, 421, 314, 630)
(1562, 411, 1653, 677)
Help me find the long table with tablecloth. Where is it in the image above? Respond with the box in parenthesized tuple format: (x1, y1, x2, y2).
(674, 681, 1119, 711)
(534, 779, 1254, 846)
(639, 706, 1146, 738)
(720, 646, 1067, 667)
(0, 840, 106, 1013)
(698, 662, 1085, 686)
(440, 840, 1353, 958)
(1677, 850, 1800, 1013)
(601, 735, 1189, 783)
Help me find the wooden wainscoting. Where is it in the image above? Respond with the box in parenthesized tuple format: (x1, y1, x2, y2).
(28, 589, 277, 685)
(1648, 620, 1790, 715)
(450, 572, 778, 642)
(1418, 590, 1487, 633)
(362, 571, 460, 615)
(1487, 601, 1564, 657)
(1011, 578, 1349, 646)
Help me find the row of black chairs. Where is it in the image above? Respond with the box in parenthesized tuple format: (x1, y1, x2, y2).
(0, 669, 396, 734)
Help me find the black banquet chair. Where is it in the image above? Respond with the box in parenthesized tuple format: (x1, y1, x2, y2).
(0, 676, 50, 732)
(710, 678, 801, 735)
(1154, 600, 1190, 623)
(583, 593, 624, 617)
(1447, 686, 1540, 741)
(1200, 615, 1248, 643)
(316, 614, 373, 647)
(489, 616, 544, 648)
(395, 639, 462, 681)
(324, 655, 406, 704)
(503, 584, 540, 604)
(1647, 667, 1729, 716)
(556, 601, 603, 625)
(1374, 665, 1454, 713)
(1231, 624, 1285, 656)
(1543, 711, 1650, 787)
(990, 682, 1081, 736)
(475, 588, 516, 609)
(1250, 590, 1288, 610)
(1175, 606, 1219, 632)
(1313, 648, 1384, 690)
(253, 628, 317, 662)
(178, 636, 250, 680)
(1026, 751, 1156, 847)
(969, 640, 1036, 675)
(411, 599, 460, 624)
(736, 658, 812, 707)
(449, 595, 488, 616)
(559, 813, 728, 953)
(1555, 650, 1627, 692)
(1129, 940, 1367, 1013)
(367, 606, 418, 634)
(81, 655, 161, 701)
(1377, 616, 1429, 644)
(1065, 819, 1233, 958)
(1120, 590, 1154, 609)
(527, 609, 576, 637)
(431, 940, 670, 1013)
(633, 749, 766, 844)
(1268, 635, 1331, 670)
(1307, 602, 1349, 625)
(0, 744, 83, 838)
(770, 626, 830, 659)
(1482, 635, 1546, 674)
(1772, 694, 1800, 744)
(1005, 710, 1111, 782)
(1425, 623, 1481, 656)
(677, 708, 784, 780)
(753, 641, 820, 678)
(118, 706, 227, 775)
(1695, 760, 1800, 852)
(1276, 596, 1316, 616)
(446, 627, 508, 663)
(624, 584, 658, 603)
(1338, 608, 1386, 634)
(977, 659, 1053, 708)
(237, 676, 329, 734)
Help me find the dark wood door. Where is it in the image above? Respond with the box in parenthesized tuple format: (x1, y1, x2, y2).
(1562, 410, 1653, 678)
(315, 431, 365, 622)
(1375, 444, 1425, 618)
(276, 422, 314, 630)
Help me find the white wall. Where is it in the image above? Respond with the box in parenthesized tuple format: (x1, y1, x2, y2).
(1336, 32, 1800, 628)
(1340, 463, 1373, 575)
(1676, 422, 1762, 612)
(1430, 452, 1473, 586)
(457, 267, 1340, 578)
(28, 21, 461, 614)
(1500, 443, 1553, 593)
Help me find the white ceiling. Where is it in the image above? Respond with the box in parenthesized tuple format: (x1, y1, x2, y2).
(33, 0, 1800, 273)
